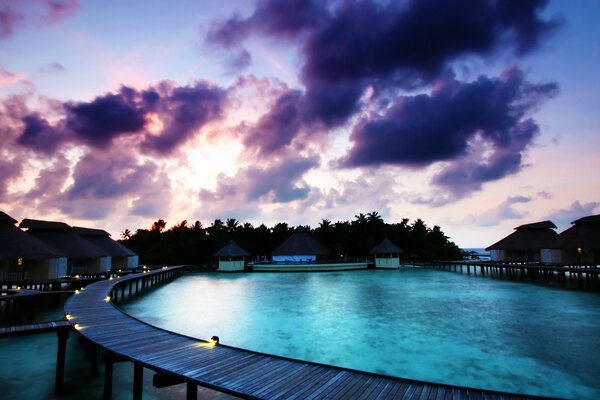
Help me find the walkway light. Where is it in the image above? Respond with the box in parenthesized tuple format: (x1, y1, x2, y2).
(75, 290, 80, 294)
(209, 336, 219, 346)
(105, 296, 111, 302)
(65, 313, 73, 321)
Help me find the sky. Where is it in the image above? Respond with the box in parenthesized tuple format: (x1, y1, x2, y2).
(1, 0, 599, 248)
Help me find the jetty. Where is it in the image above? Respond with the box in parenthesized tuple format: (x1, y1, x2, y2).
(63, 266, 555, 399)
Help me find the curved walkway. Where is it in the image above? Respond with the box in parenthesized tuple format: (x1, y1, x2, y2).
(65, 266, 552, 400)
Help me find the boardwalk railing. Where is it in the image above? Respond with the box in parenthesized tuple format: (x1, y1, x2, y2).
(64, 266, 557, 400)
(418, 260, 600, 290)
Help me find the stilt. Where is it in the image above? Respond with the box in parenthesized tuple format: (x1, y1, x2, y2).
(55, 328, 70, 396)
(103, 355, 113, 400)
(90, 343, 98, 378)
(187, 382, 197, 400)
(133, 362, 143, 400)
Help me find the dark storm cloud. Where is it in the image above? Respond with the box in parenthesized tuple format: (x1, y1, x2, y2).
(0, 0, 79, 39)
(141, 82, 226, 154)
(340, 69, 558, 193)
(209, 0, 561, 126)
(243, 89, 304, 156)
(17, 114, 65, 154)
(13, 81, 226, 155)
(65, 87, 146, 147)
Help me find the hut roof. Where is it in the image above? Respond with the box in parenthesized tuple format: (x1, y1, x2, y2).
(0, 212, 62, 261)
(0, 211, 18, 225)
(515, 220, 557, 230)
(272, 229, 329, 256)
(20, 219, 72, 231)
(370, 238, 404, 255)
(20, 219, 108, 259)
(74, 227, 136, 258)
(557, 214, 600, 249)
(486, 220, 558, 251)
(214, 240, 250, 257)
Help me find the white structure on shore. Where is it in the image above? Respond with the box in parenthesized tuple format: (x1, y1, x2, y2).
(370, 238, 404, 268)
(486, 221, 559, 263)
(214, 240, 250, 272)
(271, 228, 329, 262)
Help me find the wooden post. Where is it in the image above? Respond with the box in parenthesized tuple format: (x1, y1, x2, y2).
(103, 355, 113, 400)
(90, 343, 98, 378)
(187, 382, 197, 400)
(133, 362, 143, 400)
(55, 328, 70, 396)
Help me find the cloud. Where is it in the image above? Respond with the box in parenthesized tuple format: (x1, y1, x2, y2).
(462, 195, 532, 227)
(546, 201, 600, 230)
(0, 158, 22, 198)
(340, 69, 557, 200)
(201, 155, 319, 204)
(38, 62, 66, 74)
(13, 81, 227, 155)
(0, 0, 79, 39)
(208, 0, 561, 127)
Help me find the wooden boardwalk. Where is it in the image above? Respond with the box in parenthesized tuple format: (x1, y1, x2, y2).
(65, 267, 556, 400)
(0, 320, 71, 338)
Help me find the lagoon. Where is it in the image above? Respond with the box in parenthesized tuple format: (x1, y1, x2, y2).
(122, 269, 600, 399)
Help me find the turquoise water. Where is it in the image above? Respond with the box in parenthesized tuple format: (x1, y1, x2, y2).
(122, 269, 600, 399)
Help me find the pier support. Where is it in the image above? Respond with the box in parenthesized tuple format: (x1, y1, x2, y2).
(133, 362, 143, 400)
(55, 327, 70, 396)
(187, 382, 197, 400)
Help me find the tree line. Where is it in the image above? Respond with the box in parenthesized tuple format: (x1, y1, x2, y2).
(119, 212, 462, 265)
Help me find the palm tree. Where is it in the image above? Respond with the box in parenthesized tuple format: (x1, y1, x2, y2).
(120, 229, 132, 240)
(366, 211, 383, 225)
(226, 218, 239, 233)
(353, 213, 368, 225)
(151, 219, 166, 232)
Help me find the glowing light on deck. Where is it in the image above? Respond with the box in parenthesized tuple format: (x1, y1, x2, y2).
(105, 296, 111, 302)
(65, 313, 73, 321)
(75, 289, 80, 294)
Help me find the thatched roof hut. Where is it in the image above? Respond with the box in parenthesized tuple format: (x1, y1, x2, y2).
(74, 227, 136, 258)
(272, 228, 329, 260)
(556, 215, 600, 263)
(214, 240, 250, 258)
(0, 212, 61, 261)
(20, 219, 107, 259)
(370, 238, 404, 255)
(486, 221, 558, 262)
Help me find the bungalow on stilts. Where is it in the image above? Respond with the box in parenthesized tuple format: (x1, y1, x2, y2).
(0, 211, 66, 281)
(556, 214, 600, 264)
(74, 227, 139, 270)
(486, 221, 559, 263)
(19, 219, 110, 275)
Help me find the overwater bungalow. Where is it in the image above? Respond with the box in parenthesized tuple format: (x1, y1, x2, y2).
(74, 227, 139, 270)
(271, 227, 329, 262)
(0, 211, 66, 281)
(370, 237, 404, 268)
(254, 228, 367, 271)
(214, 240, 250, 272)
(556, 214, 600, 264)
(19, 219, 110, 275)
(486, 221, 559, 263)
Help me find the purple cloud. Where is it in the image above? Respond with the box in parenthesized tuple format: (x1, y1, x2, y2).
(17, 113, 66, 154)
(0, 0, 79, 39)
(201, 155, 319, 204)
(208, 0, 561, 128)
(243, 89, 303, 156)
(546, 201, 600, 230)
(340, 69, 557, 198)
(13, 81, 226, 155)
(141, 82, 226, 154)
(65, 87, 146, 148)
(0, 158, 22, 198)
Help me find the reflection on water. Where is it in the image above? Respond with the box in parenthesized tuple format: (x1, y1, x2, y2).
(122, 269, 600, 399)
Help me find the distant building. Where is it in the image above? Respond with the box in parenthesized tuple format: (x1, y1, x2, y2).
(271, 228, 329, 262)
(20, 219, 110, 274)
(556, 215, 600, 264)
(486, 221, 559, 263)
(214, 240, 250, 272)
(74, 227, 139, 269)
(370, 238, 404, 268)
(0, 211, 66, 280)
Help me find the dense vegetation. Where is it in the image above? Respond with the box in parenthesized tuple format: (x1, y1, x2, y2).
(119, 212, 462, 265)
